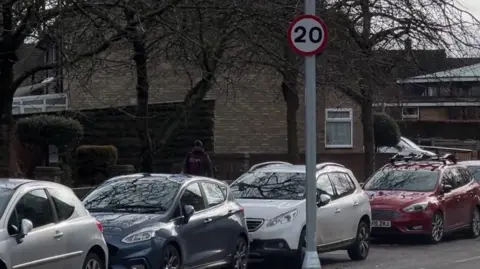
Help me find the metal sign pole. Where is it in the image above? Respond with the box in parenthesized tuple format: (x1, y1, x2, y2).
(302, 0, 321, 268)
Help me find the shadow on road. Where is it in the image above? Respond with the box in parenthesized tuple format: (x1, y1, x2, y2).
(371, 232, 467, 246)
(249, 254, 352, 269)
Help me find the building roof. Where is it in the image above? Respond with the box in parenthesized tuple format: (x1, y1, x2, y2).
(399, 61, 480, 83)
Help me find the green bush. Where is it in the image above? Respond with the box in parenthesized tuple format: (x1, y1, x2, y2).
(76, 145, 118, 166)
(16, 115, 83, 146)
(373, 113, 401, 148)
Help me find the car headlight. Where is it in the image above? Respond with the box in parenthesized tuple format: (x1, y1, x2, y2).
(121, 230, 156, 244)
(266, 209, 298, 227)
(403, 202, 429, 213)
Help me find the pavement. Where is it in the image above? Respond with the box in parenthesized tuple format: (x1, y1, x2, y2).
(252, 234, 480, 269)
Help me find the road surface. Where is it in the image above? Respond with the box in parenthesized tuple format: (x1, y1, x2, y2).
(252, 234, 480, 269)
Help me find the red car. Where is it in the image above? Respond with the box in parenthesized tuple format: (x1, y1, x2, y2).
(363, 154, 480, 243)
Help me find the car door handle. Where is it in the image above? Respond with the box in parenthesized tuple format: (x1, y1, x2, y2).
(54, 231, 63, 239)
(204, 218, 213, 223)
(335, 208, 341, 213)
(353, 201, 359, 206)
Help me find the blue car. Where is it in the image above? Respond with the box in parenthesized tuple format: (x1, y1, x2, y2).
(82, 173, 249, 269)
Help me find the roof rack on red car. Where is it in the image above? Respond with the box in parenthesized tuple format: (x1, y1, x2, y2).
(390, 153, 457, 165)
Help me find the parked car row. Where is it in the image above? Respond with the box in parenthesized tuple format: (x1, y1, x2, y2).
(2, 153, 480, 269)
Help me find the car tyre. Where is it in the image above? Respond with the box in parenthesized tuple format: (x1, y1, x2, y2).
(161, 244, 182, 269)
(82, 252, 103, 269)
(229, 236, 248, 269)
(291, 228, 307, 269)
(347, 220, 370, 261)
(467, 206, 480, 238)
(428, 212, 444, 244)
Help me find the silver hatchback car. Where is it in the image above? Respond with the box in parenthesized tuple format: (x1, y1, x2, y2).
(0, 179, 108, 269)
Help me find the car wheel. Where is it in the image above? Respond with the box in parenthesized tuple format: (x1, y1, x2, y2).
(347, 220, 370, 261)
(230, 236, 248, 269)
(161, 244, 182, 269)
(82, 252, 103, 269)
(467, 206, 480, 238)
(429, 212, 444, 244)
(289, 228, 306, 269)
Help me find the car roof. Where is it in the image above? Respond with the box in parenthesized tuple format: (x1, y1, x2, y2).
(384, 161, 451, 171)
(253, 164, 350, 174)
(459, 160, 480, 166)
(0, 178, 34, 190)
(105, 173, 226, 186)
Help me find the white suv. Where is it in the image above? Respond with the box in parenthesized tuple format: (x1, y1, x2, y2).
(230, 161, 371, 266)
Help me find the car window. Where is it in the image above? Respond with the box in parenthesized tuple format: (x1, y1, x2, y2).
(441, 169, 458, 189)
(450, 168, 466, 188)
(48, 188, 75, 221)
(328, 172, 355, 198)
(457, 167, 472, 186)
(180, 183, 206, 211)
(9, 189, 54, 231)
(467, 166, 480, 182)
(202, 182, 226, 207)
(316, 174, 334, 197)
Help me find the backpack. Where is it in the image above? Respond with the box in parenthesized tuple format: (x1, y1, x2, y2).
(187, 152, 204, 175)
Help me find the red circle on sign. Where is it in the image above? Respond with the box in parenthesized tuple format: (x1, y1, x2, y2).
(287, 14, 328, 56)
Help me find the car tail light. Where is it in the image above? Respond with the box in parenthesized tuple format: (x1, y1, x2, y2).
(96, 220, 104, 233)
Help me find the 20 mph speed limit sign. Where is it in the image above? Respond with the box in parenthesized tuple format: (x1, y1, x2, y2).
(287, 15, 328, 56)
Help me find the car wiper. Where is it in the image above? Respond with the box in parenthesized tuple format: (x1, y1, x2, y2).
(113, 205, 166, 211)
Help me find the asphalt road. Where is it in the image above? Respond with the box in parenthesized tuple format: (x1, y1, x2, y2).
(252, 234, 480, 269)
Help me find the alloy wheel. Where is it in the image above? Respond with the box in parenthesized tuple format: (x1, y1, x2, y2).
(357, 225, 370, 257)
(85, 259, 101, 269)
(233, 238, 248, 269)
(164, 246, 180, 269)
(431, 213, 444, 242)
(473, 209, 480, 236)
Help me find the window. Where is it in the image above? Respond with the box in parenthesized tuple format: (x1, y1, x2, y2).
(48, 188, 75, 221)
(365, 168, 440, 192)
(441, 169, 457, 189)
(329, 173, 355, 198)
(467, 166, 480, 182)
(9, 189, 54, 231)
(180, 183, 206, 212)
(401, 107, 419, 120)
(316, 174, 334, 197)
(325, 108, 352, 148)
(230, 172, 306, 200)
(456, 168, 472, 187)
(202, 182, 225, 207)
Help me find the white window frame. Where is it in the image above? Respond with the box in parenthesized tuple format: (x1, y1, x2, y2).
(325, 108, 353, 148)
(401, 107, 419, 119)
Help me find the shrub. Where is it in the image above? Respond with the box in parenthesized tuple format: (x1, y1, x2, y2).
(76, 145, 118, 166)
(16, 115, 83, 147)
(373, 113, 401, 148)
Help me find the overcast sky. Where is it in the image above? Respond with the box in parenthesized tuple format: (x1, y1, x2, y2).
(458, 0, 480, 19)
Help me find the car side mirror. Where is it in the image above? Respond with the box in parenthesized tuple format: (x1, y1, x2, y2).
(16, 219, 33, 244)
(442, 184, 453, 194)
(183, 205, 195, 223)
(359, 182, 365, 188)
(316, 194, 331, 207)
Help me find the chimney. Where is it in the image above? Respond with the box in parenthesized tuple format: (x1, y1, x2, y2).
(405, 38, 412, 51)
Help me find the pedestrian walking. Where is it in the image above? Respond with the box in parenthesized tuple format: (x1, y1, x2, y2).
(182, 140, 214, 177)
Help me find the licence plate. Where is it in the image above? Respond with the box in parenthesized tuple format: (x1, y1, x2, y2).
(372, 220, 391, 227)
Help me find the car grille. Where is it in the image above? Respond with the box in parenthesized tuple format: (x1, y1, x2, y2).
(372, 209, 401, 220)
(246, 218, 264, 232)
(107, 243, 118, 257)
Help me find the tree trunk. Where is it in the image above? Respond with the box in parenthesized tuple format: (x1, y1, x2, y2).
(0, 61, 15, 177)
(281, 71, 300, 164)
(361, 98, 375, 180)
(133, 39, 153, 173)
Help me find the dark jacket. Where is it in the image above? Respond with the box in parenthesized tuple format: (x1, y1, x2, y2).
(183, 147, 214, 177)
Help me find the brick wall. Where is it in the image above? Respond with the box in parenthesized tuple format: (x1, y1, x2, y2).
(64, 48, 363, 154)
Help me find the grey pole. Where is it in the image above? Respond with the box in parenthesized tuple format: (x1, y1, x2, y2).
(302, 0, 321, 268)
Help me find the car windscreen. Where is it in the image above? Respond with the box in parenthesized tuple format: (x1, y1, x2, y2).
(364, 168, 440, 192)
(0, 189, 14, 218)
(82, 177, 180, 213)
(230, 172, 305, 200)
(466, 166, 480, 182)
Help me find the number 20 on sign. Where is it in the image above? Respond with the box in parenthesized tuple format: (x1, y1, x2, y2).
(287, 15, 328, 56)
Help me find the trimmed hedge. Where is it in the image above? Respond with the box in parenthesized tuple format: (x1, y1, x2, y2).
(373, 113, 401, 148)
(76, 145, 118, 166)
(16, 115, 83, 146)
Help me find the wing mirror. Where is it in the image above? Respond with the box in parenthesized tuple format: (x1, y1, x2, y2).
(16, 219, 33, 244)
(442, 184, 453, 194)
(316, 194, 332, 207)
(183, 205, 195, 223)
